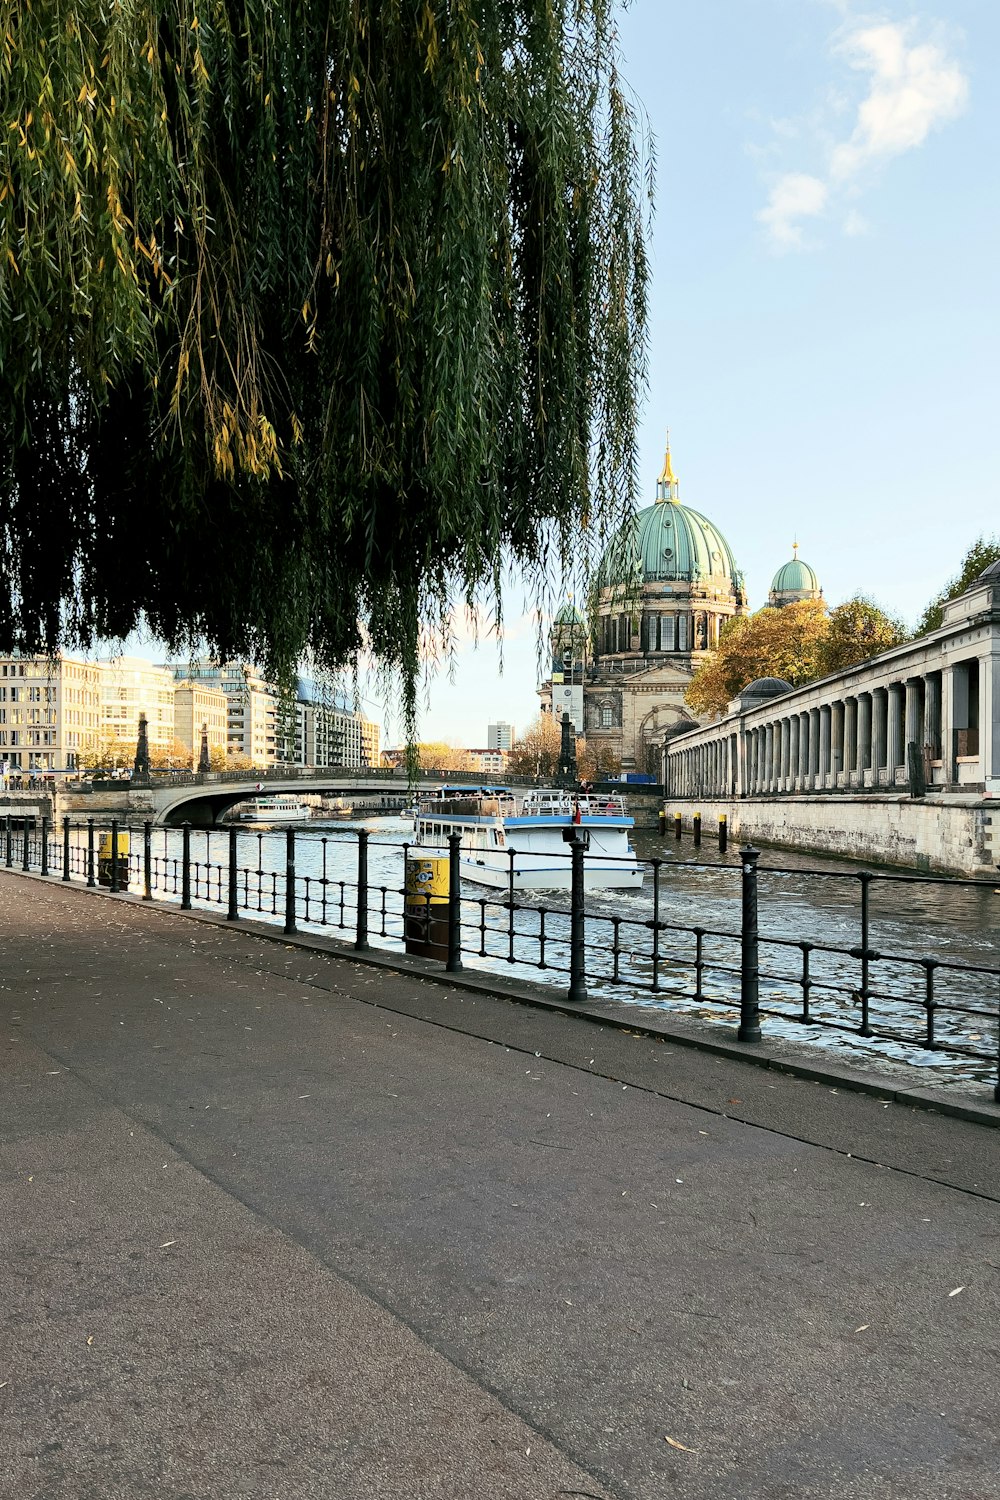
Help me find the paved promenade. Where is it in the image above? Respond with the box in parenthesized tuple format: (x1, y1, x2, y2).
(2, 873, 1000, 1500)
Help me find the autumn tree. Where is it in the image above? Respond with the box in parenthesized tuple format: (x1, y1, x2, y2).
(685, 601, 829, 717)
(1, 3, 649, 732)
(576, 739, 622, 782)
(817, 597, 907, 675)
(686, 596, 908, 717)
(917, 537, 1000, 634)
(508, 715, 563, 778)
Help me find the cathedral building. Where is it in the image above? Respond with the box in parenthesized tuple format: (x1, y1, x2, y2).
(539, 440, 749, 773)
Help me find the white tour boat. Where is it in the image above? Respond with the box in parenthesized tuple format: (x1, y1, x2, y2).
(234, 795, 313, 824)
(414, 786, 643, 891)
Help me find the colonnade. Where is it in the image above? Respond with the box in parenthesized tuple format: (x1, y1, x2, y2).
(666, 657, 992, 798)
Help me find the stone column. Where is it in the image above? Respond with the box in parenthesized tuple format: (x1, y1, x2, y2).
(831, 702, 844, 783)
(924, 672, 942, 763)
(808, 707, 821, 787)
(798, 711, 810, 787)
(819, 705, 832, 785)
(844, 698, 857, 782)
(871, 688, 887, 786)
(887, 683, 904, 785)
(978, 655, 1000, 791)
(858, 694, 872, 782)
(789, 715, 800, 790)
(904, 679, 922, 763)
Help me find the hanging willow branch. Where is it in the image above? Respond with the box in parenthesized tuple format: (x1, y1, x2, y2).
(0, 0, 649, 726)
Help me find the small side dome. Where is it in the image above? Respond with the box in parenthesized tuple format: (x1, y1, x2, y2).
(737, 677, 793, 710)
(769, 545, 822, 607)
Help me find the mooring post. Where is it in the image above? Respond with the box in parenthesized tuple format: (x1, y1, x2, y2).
(693, 811, 702, 847)
(674, 811, 682, 840)
(738, 846, 761, 1042)
(446, 832, 463, 973)
(718, 814, 728, 852)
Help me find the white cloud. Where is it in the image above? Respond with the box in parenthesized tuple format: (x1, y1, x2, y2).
(756, 15, 968, 250)
(757, 173, 829, 249)
(830, 22, 969, 182)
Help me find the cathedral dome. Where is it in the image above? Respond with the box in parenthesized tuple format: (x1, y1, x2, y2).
(553, 601, 586, 627)
(598, 440, 742, 591)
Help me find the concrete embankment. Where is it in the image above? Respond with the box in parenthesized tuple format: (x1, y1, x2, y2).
(664, 793, 995, 875)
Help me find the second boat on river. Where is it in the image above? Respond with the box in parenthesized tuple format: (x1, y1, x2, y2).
(414, 787, 643, 891)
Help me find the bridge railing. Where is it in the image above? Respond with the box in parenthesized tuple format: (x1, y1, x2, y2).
(6, 809, 1000, 1102)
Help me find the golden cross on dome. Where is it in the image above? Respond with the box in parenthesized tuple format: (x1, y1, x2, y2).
(656, 430, 679, 503)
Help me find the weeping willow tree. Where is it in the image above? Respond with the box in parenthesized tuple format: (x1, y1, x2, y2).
(0, 0, 649, 725)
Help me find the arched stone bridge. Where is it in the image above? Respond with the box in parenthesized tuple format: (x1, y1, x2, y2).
(55, 768, 541, 828)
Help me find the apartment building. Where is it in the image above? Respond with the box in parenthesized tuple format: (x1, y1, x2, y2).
(100, 657, 176, 759)
(174, 680, 229, 767)
(169, 662, 280, 767)
(0, 653, 102, 773)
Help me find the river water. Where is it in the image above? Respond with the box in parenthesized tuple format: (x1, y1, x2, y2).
(75, 814, 1000, 1092)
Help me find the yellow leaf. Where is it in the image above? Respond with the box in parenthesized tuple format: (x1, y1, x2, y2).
(664, 1436, 696, 1453)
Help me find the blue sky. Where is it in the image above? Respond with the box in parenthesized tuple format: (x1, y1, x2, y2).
(404, 0, 998, 746)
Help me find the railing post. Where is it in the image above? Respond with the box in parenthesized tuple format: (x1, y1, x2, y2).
(284, 828, 298, 935)
(227, 824, 239, 921)
(110, 818, 120, 892)
(5, 814, 12, 868)
(181, 822, 192, 909)
(22, 816, 30, 871)
(143, 821, 153, 900)
(354, 828, 369, 950)
(857, 872, 874, 1037)
(40, 816, 49, 876)
(650, 857, 662, 992)
(62, 816, 71, 881)
(567, 833, 588, 1004)
(738, 846, 761, 1042)
(447, 832, 463, 973)
(86, 818, 96, 887)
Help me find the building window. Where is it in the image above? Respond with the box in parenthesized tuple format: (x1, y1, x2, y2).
(601, 706, 613, 728)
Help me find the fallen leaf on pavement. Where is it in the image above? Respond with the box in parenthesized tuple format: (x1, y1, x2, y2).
(664, 1437, 696, 1452)
(948, 1286, 965, 1297)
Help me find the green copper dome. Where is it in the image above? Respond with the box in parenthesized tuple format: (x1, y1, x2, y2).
(598, 439, 742, 591)
(553, 601, 587, 627)
(770, 556, 820, 595)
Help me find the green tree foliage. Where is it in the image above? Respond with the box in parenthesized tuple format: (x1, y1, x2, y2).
(0, 2, 649, 730)
(817, 596, 907, 675)
(686, 596, 906, 717)
(917, 537, 1000, 635)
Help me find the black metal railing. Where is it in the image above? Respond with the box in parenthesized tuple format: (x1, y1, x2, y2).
(6, 813, 1000, 1101)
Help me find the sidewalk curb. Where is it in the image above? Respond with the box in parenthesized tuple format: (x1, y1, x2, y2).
(10, 868, 1000, 1130)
